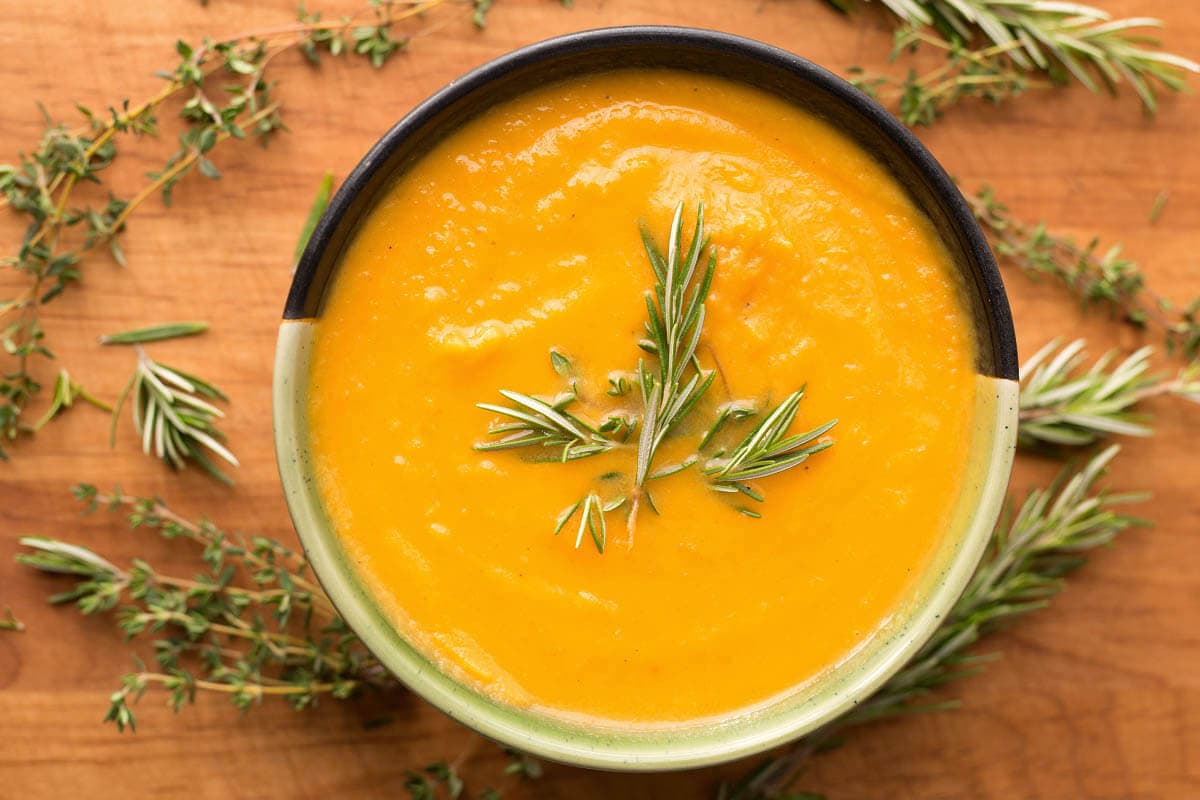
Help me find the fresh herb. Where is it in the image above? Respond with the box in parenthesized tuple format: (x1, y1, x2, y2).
(704, 389, 836, 507)
(631, 203, 718, 512)
(1019, 339, 1200, 447)
(28, 369, 111, 432)
(0, 0, 459, 460)
(295, 172, 335, 263)
(16, 486, 387, 731)
(549, 348, 573, 378)
(502, 748, 544, 780)
(970, 185, 1200, 360)
(475, 390, 615, 463)
(99, 321, 210, 346)
(406, 763, 465, 799)
(725, 445, 1145, 798)
(828, 0, 1198, 124)
(111, 348, 238, 483)
(474, 206, 836, 550)
(1148, 190, 1169, 225)
(0, 607, 23, 632)
(848, 27, 1042, 126)
(698, 399, 758, 451)
(553, 492, 620, 553)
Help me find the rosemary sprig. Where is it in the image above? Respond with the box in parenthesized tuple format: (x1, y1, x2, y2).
(553, 492, 626, 554)
(0, 0, 459, 459)
(475, 389, 615, 462)
(829, 0, 1198, 122)
(726, 444, 1145, 798)
(632, 203, 717, 505)
(475, 206, 837, 545)
(970, 186, 1200, 360)
(111, 348, 239, 483)
(1019, 339, 1200, 447)
(704, 390, 837, 514)
(99, 321, 209, 346)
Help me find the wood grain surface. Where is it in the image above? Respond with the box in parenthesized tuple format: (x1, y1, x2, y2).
(1, 1, 1197, 798)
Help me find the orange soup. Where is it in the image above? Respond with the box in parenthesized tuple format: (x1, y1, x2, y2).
(306, 70, 977, 724)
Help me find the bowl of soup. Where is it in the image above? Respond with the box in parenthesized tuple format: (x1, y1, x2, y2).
(274, 26, 1018, 770)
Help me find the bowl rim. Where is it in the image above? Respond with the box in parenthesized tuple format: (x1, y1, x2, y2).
(275, 25, 1019, 771)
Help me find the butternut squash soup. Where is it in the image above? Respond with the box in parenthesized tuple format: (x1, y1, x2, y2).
(305, 69, 977, 724)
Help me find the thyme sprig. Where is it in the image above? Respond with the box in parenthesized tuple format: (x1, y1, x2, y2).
(704, 390, 837, 514)
(402, 746, 543, 800)
(849, 27, 1045, 126)
(0, 0, 459, 459)
(17, 486, 382, 730)
(970, 186, 1200, 360)
(1019, 339, 1200, 447)
(829, 0, 1198, 124)
(111, 348, 239, 483)
(727, 444, 1146, 799)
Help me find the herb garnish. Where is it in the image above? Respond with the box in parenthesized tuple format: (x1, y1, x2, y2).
(475, 389, 615, 462)
(704, 389, 837, 516)
(111, 347, 238, 483)
(474, 204, 836, 551)
(828, 0, 1199, 125)
(1018, 338, 1200, 447)
(724, 443, 1146, 799)
(0, 0, 459, 460)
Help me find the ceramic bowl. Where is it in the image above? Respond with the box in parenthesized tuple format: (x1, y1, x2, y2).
(274, 26, 1019, 771)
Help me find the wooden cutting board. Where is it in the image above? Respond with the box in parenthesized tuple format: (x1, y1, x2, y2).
(1, 1, 1196, 797)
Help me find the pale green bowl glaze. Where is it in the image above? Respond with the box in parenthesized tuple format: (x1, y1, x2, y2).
(273, 27, 1019, 771)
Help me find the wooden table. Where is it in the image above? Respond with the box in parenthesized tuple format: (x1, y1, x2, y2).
(2, 1, 1197, 797)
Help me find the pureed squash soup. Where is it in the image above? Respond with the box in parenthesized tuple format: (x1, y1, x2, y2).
(305, 69, 977, 724)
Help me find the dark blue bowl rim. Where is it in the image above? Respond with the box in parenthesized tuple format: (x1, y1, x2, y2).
(284, 25, 1018, 381)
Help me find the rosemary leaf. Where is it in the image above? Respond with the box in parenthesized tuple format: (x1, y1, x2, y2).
(99, 321, 209, 345)
(554, 492, 608, 553)
(295, 172, 334, 263)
